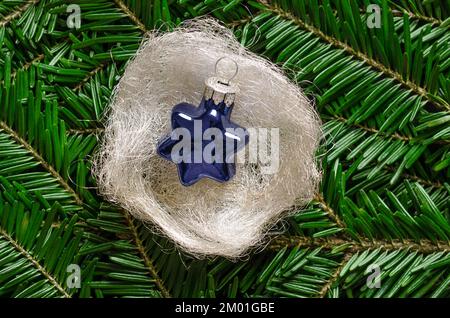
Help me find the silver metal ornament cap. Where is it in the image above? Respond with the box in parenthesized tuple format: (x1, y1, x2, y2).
(203, 56, 239, 106)
(203, 76, 239, 106)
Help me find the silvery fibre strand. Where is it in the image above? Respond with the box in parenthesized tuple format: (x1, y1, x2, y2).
(93, 18, 322, 258)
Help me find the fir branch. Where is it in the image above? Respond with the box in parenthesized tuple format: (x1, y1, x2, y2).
(67, 127, 105, 135)
(0, 0, 40, 27)
(391, 9, 442, 25)
(339, 7, 442, 26)
(314, 193, 346, 229)
(4, 54, 45, 84)
(0, 228, 71, 298)
(73, 63, 106, 91)
(332, 115, 450, 145)
(113, 0, 257, 37)
(122, 211, 171, 298)
(257, 0, 450, 112)
(383, 165, 443, 189)
(335, 5, 442, 25)
(113, 0, 148, 33)
(318, 251, 353, 298)
(0, 121, 83, 206)
(269, 235, 450, 254)
(333, 115, 411, 142)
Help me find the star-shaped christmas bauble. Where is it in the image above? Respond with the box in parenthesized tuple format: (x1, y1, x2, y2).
(157, 77, 249, 186)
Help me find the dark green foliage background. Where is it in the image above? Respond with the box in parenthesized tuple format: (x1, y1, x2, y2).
(0, 0, 449, 298)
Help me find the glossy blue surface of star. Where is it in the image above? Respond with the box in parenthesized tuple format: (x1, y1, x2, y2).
(157, 98, 249, 186)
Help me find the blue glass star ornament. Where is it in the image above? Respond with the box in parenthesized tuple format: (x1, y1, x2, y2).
(157, 76, 249, 186)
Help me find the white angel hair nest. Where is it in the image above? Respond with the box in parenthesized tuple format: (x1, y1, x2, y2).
(94, 18, 322, 258)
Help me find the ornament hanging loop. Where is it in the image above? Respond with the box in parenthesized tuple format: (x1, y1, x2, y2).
(214, 56, 238, 85)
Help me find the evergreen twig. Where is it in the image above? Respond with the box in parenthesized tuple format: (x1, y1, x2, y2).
(0, 122, 83, 206)
(269, 235, 450, 254)
(0, 229, 71, 298)
(0, 0, 40, 27)
(258, 0, 450, 112)
(113, 0, 148, 33)
(122, 211, 171, 298)
(318, 252, 353, 298)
